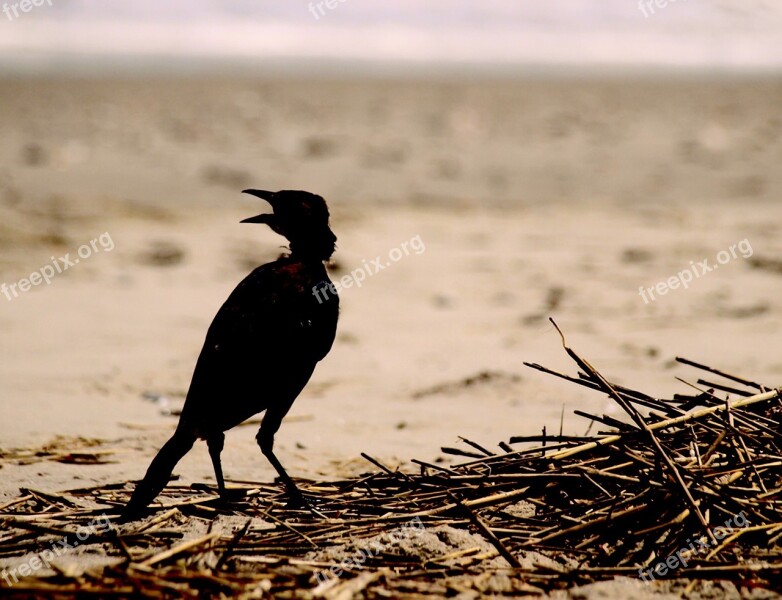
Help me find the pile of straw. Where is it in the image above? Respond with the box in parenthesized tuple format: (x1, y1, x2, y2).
(2, 322, 781, 597)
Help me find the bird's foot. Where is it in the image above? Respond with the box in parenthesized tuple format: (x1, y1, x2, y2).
(117, 508, 146, 524)
(285, 490, 326, 518)
(118, 501, 154, 524)
(192, 483, 247, 502)
(219, 488, 248, 502)
(285, 491, 308, 509)
(119, 486, 156, 523)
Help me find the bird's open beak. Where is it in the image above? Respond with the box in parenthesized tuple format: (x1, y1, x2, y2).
(240, 189, 276, 224)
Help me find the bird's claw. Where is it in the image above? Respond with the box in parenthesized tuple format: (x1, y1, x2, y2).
(192, 483, 247, 502)
(285, 491, 309, 509)
(219, 489, 248, 502)
(285, 490, 325, 517)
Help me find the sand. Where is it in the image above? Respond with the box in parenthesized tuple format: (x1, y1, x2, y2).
(0, 76, 781, 596)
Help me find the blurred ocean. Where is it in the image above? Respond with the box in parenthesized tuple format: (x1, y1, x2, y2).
(1, 0, 781, 75)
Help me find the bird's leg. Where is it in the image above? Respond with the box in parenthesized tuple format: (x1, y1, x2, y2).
(204, 432, 245, 502)
(120, 428, 196, 522)
(256, 411, 308, 508)
(206, 433, 226, 497)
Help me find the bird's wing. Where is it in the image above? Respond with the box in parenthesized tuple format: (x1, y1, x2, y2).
(184, 261, 337, 406)
(200, 264, 306, 366)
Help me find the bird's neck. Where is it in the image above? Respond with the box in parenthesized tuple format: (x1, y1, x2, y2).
(288, 237, 335, 262)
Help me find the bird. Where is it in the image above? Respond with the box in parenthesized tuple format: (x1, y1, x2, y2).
(121, 189, 339, 520)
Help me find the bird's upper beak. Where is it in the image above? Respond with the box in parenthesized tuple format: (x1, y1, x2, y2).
(240, 189, 276, 224)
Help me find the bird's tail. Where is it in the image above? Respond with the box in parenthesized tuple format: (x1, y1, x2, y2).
(121, 428, 196, 521)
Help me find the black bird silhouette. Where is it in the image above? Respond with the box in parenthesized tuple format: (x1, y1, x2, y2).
(122, 190, 339, 520)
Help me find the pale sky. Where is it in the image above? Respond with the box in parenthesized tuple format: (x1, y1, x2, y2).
(1, 0, 781, 74)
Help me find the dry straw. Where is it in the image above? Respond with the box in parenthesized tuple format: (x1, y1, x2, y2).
(2, 322, 781, 596)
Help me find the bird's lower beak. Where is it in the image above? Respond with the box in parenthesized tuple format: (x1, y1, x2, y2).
(240, 213, 275, 224)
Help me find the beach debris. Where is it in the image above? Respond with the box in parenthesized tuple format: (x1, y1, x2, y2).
(2, 324, 781, 596)
(413, 370, 522, 399)
(138, 241, 185, 267)
(0, 436, 117, 466)
(141, 391, 180, 416)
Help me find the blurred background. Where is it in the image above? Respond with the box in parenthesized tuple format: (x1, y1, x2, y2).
(1, 1, 781, 495)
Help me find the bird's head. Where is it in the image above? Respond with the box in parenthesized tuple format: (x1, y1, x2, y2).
(241, 189, 337, 261)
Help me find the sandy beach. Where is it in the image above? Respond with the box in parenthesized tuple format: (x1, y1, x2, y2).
(1, 75, 781, 597)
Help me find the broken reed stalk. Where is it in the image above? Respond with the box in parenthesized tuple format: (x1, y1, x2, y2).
(549, 387, 781, 461)
(139, 532, 219, 567)
(676, 356, 766, 391)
